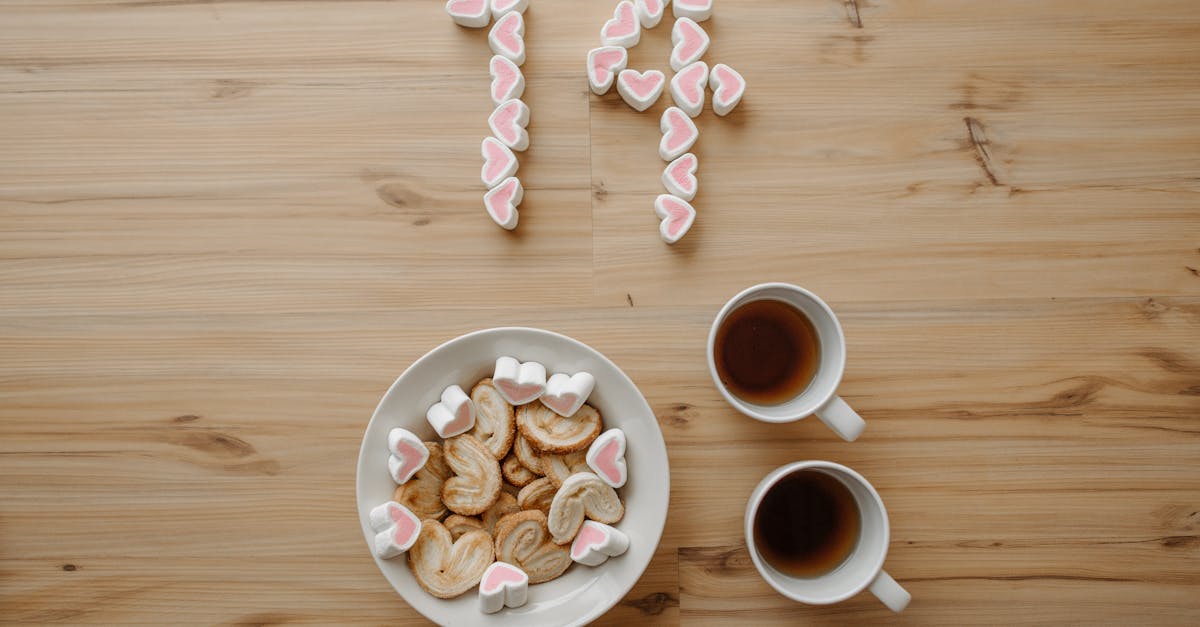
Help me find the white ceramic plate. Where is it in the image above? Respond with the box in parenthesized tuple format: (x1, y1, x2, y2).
(356, 327, 670, 626)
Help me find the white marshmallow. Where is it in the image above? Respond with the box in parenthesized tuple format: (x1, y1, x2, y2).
(587, 46, 628, 96)
(669, 60, 708, 117)
(672, 0, 713, 22)
(634, 0, 669, 28)
(490, 55, 525, 105)
(489, 0, 528, 19)
(670, 17, 710, 72)
(600, 1, 641, 48)
(369, 501, 422, 559)
(586, 428, 628, 488)
(481, 137, 519, 188)
(489, 11, 526, 66)
(483, 177, 522, 231)
(492, 356, 547, 405)
(616, 69, 666, 112)
(662, 152, 698, 201)
(386, 427, 430, 484)
(541, 371, 596, 418)
(655, 193, 696, 244)
(659, 106, 698, 160)
(426, 384, 475, 438)
(570, 521, 630, 567)
(710, 63, 746, 116)
(479, 562, 529, 613)
(445, 0, 491, 28)
(488, 99, 530, 152)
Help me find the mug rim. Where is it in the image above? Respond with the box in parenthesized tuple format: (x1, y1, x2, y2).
(706, 282, 846, 423)
(743, 461, 891, 605)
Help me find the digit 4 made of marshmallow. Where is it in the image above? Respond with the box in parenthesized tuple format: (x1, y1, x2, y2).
(585, 0, 746, 245)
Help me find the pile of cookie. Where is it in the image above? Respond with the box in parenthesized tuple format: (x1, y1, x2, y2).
(368, 356, 630, 614)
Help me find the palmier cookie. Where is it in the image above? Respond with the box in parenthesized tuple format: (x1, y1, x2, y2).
(542, 449, 590, 488)
(547, 472, 624, 545)
(392, 442, 452, 520)
(441, 434, 502, 516)
(516, 401, 602, 454)
(443, 514, 484, 540)
(513, 432, 546, 475)
(407, 519, 494, 599)
(482, 492, 521, 535)
(493, 510, 572, 584)
(470, 378, 516, 460)
(502, 452, 538, 487)
(516, 477, 557, 515)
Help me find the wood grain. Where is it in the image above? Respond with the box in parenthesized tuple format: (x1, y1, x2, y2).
(1, 0, 1198, 624)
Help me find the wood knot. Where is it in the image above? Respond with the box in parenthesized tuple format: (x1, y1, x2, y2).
(623, 591, 678, 616)
(61, 563, 78, 572)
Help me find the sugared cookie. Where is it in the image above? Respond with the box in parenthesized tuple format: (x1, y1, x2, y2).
(442, 434, 502, 516)
(542, 449, 590, 488)
(470, 379, 516, 460)
(408, 520, 494, 599)
(502, 452, 538, 487)
(516, 402, 602, 454)
(516, 477, 557, 515)
(393, 442, 452, 521)
(482, 492, 521, 535)
(493, 510, 572, 584)
(547, 472, 624, 545)
(513, 432, 546, 475)
(444, 514, 485, 540)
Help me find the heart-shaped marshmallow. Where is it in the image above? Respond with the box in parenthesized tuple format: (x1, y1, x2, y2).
(587, 46, 628, 96)
(479, 561, 529, 613)
(586, 428, 628, 488)
(489, 0, 528, 19)
(368, 501, 422, 559)
(670, 60, 708, 118)
(601, 1, 641, 48)
(427, 384, 476, 438)
(481, 137, 519, 188)
(483, 177, 522, 231)
(655, 194, 696, 244)
(488, 99, 530, 152)
(670, 17, 710, 71)
(634, 0, 668, 28)
(387, 427, 430, 484)
(490, 55, 525, 105)
(571, 520, 630, 567)
(541, 371, 596, 418)
(710, 63, 746, 117)
(662, 152, 698, 201)
(445, 0, 490, 28)
(617, 69, 666, 112)
(673, 0, 713, 22)
(659, 106, 699, 160)
(489, 11, 526, 66)
(493, 356, 547, 405)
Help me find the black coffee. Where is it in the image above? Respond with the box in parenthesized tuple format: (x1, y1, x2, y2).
(714, 299, 820, 405)
(753, 470, 861, 578)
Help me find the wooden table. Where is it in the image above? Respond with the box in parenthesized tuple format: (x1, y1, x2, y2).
(3, 0, 1198, 623)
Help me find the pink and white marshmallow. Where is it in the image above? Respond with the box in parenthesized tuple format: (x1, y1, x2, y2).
(570, 521, 630, 567)
(659, 106, 699, 160)
(369, 501, 422, 559)
(710, 63, 746, 116)
(541, 371, 596, 418)
(488, 99, 530, 151)
(586, 428, 628, 488)
(445, 0, 491, 28)
(489, 11, 526, 66)
(493, 356, 547, 405)
(426, 384, 475, 438)
(634, 0, 669, 28)
(662, 152, 698, 201)
(617, 69, 666, 112)
(490, 55, 525, 105)
(655, 194, 696, 244)
(489, 0, 528, 19)
(479, 561, 529, 613)
(670, 60, 708, 118)
(387, 427, 430, 484)
(481, 137, 519, 188)
(484, 176, 522, 231)
(672, 0, 713, 22)
(670, 17, 709, 71)
(587, 46, 628, 96)
(601, 1, 641, 48)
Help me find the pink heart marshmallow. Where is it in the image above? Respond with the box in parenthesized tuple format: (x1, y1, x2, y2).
(541, 371, 596, 418)
(479, 561, 529, 613)
(445, 0, 490, 28)
(368, 501, 421, 559)
(493, 356, 547, 405)
(617, 69, 666, 112)
(601, 1, 641, 48)
(634, 0, 667, 28)
(489, 11, 526, 65)
(670, 60, 708, 118)
(659, 106, 699, 160)
(586, 428, 628, 489)
(481, 137, 519, 188)
(710, 63, 746, 117)
(570, 521, 630, 567)
(662, 153, 698, 201)
(672, 0, 713, 22)
(670, 17, 710, 71)
(484, 177, 522, 231)
(490, 55, 525, 105)
(587, 46, 629, 95)
(386, 427, 430, 484)
(655, 194, 696, 244)
(426, 384, 475, 438)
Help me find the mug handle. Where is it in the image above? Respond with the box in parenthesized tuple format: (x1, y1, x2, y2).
(869, 569, 911, 613)
(814, 395, 866, 442)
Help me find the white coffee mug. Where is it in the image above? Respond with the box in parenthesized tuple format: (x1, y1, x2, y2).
(706, 283, 866, 441)
(745, 461, 911, 612)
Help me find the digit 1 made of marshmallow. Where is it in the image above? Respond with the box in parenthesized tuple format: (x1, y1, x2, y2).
(601, 1, 641, 48)
(669, 17, 709, 72)
(587, 46, 628, 96)
(570, 521, 630, 567)
(484, 176, 522, 231)
(659, 106, 699, 161)
(488, 99, 530, 152)
(655, 193, 696, 245)
(493, 356, 547, 405)
(387, 427, 430, 484)
(489, 11, 526, 66)
(662, 152, 698, 201)
(617, 69, 666, 112)
(634, 0, 669, 29)
(586, 428, 628, 488)
(490, 55, 525, 105)
(489, 0, 528, 19)
(482, 137, 519, 188)
(672, 0, 713, 22)
(427, 384, 476, 438)
(445, 0, 491, 28)
(541, 371, 596, 418)
(369, 501, 422, 559)
(669, 60, 708, 118)
(479, 561, 529, 613)
(710, 63, 746, 117)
